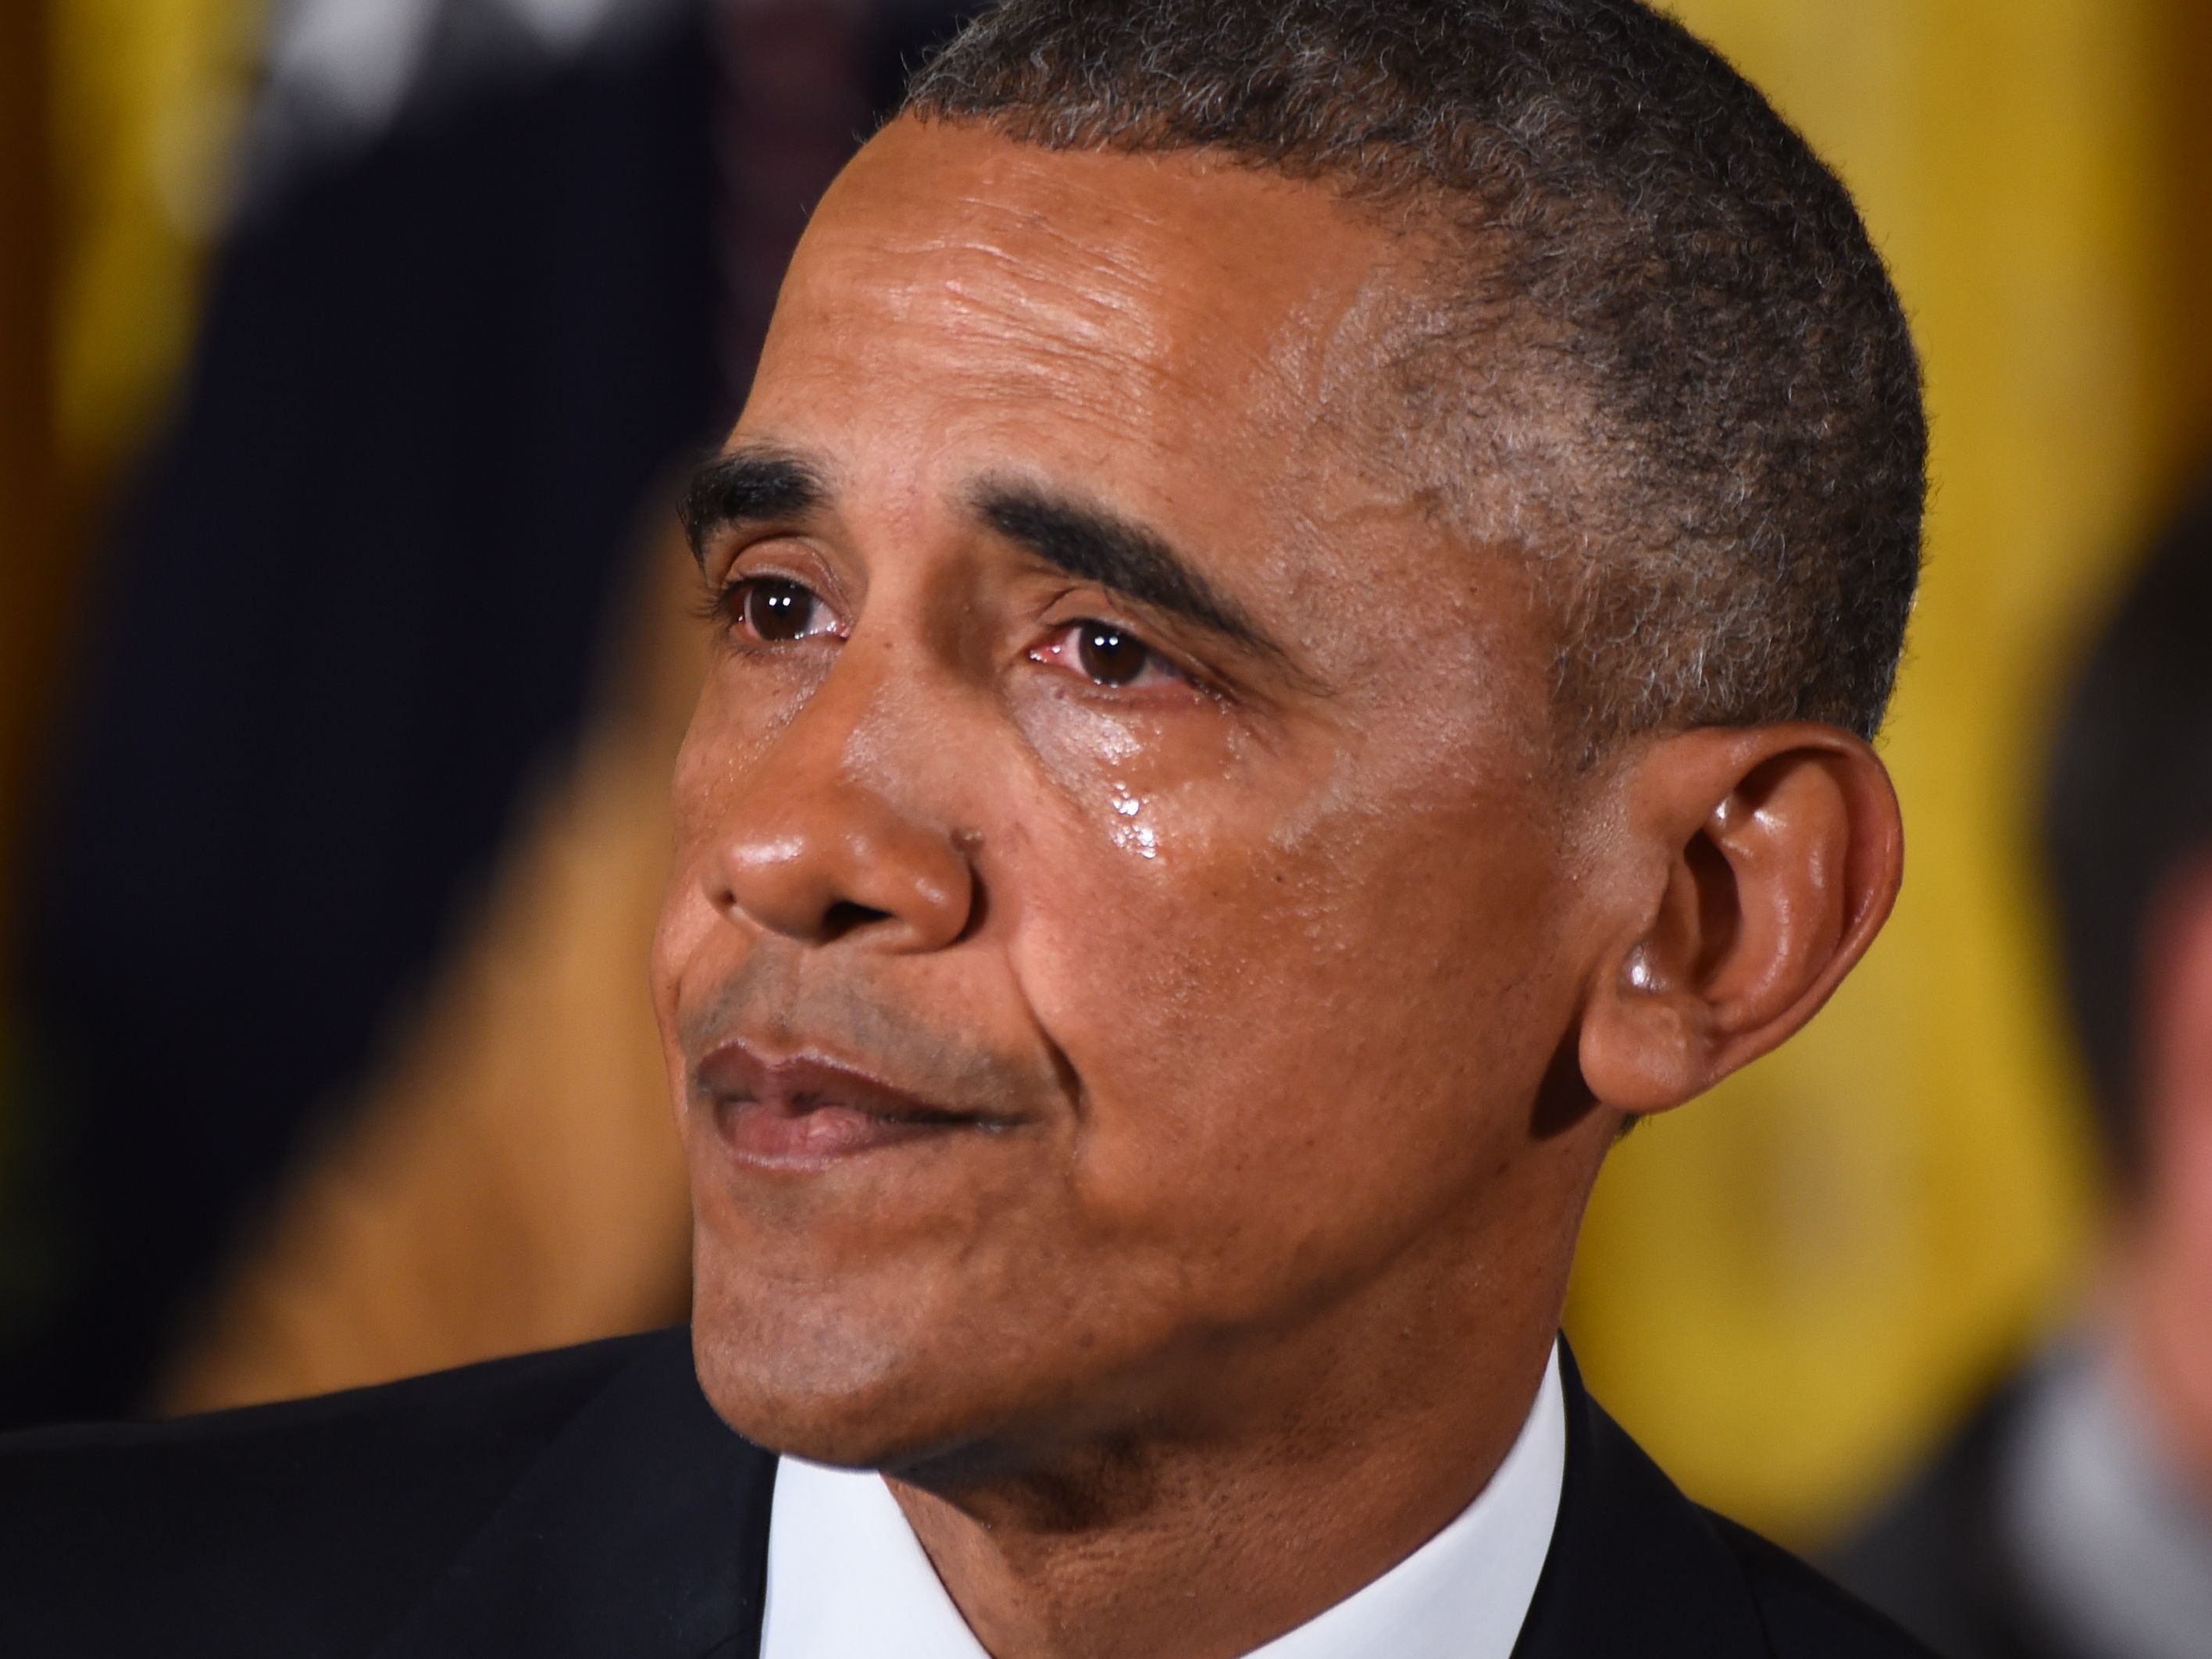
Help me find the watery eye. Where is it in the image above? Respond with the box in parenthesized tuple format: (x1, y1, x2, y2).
(1033, 619, 1183, 690)
(1076, 624, 1152, 686)
(738, 578, 828, 642)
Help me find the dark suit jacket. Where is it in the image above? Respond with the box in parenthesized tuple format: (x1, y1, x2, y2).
(0, 1329, 1929, 1657)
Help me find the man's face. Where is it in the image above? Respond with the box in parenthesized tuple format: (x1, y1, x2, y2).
(655, 118, 1611, 1469)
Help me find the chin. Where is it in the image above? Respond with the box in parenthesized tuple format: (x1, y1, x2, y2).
(680, 1190, 1204, 1479)
(687, 1261, 1008, 1471)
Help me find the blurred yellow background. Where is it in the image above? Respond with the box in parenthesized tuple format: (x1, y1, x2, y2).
(1572, 0, 2212, 1540)
(5, 0, 2209, 1545)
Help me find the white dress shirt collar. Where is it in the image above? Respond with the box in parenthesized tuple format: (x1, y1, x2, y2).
(762, 1342, 1566, 1659)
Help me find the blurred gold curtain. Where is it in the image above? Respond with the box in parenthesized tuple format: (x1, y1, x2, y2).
(2, 0, 262, 1208)
(2, 0, 262, 986)
(48, 0, 265, 479)
(1569, 0, 2209, 1543)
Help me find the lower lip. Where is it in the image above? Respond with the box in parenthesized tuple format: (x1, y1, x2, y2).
(712, 1099, 979, 1169)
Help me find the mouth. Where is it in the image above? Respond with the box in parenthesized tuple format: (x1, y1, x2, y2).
(693, 1039, 1008, 1170)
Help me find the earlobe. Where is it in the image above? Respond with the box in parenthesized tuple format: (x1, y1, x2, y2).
(1577, 724, 1903, 1118)
(1579, 939, 1715, 1116)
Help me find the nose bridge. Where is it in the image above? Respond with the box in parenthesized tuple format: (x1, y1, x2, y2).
(784, 623, 945, 812)
(708, 626, 976, 950)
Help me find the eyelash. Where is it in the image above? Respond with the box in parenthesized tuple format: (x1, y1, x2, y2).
(701, 570, 1204, 695)
(698, 571, 842, 637)
(1029, 619, 1193, 692)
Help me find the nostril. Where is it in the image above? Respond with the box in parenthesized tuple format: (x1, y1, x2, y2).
(820, 900, 894, 941)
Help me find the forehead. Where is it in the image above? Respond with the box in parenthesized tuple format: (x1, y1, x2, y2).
(745, 118, 1423, 528)
(737, 118, 1559, 746)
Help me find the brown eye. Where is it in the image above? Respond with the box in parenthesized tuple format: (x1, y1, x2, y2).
(1029, 618, 1189, 693)
(1076, 624, 1151, 685)
(740, 578, 821, 642)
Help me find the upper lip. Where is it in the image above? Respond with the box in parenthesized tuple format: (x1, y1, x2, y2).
(693, 1038, 1000, 1126)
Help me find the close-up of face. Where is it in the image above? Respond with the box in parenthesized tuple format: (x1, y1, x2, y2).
(651, 116, 1653, 1475)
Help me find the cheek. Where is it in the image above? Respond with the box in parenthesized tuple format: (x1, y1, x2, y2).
(653, 690, 769, 1051)
(660, 661, 812, 887)
(1004, 740, 1572, 1288)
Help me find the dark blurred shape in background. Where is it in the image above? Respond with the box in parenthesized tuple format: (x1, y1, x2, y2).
(1, 0, 975, 1430)
(1831, 471, 2212, 1659)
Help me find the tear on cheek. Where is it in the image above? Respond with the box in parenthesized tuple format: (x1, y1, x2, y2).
(1109, 785, 1161, 860)
(1111, 821, 1161, 861)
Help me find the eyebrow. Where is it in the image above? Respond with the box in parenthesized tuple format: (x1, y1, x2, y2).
(678, 446, 1290, 667)
(972, 480, 1284, 662)
(680, 445, 830, 564)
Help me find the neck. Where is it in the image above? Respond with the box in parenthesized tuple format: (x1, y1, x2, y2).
(887, 1200, 1580, 1659)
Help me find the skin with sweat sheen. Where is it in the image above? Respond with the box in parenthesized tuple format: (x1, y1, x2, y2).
(651, 116, 1901, 1659)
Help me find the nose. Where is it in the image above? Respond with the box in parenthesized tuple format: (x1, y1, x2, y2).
(703, 671, 977, 954)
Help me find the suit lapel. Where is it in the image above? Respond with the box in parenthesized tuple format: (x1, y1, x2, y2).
(1511, 1346, 1769, 1658)
(373, 1329, 776, 1659)
(368, 1332, 1768, 1659)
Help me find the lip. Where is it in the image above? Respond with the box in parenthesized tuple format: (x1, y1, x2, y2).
(693, 1039, 1004, 1171)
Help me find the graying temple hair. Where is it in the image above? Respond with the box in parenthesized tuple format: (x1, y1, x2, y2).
(904, 0, 1927, 749)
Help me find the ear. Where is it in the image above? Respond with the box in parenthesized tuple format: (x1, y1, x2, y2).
(1577, 723, 1903, 1117)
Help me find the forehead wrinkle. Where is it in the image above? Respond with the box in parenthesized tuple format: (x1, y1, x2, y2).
(933, 187, 1186, 292)
(832, 265, 1284, 481)
(844, 209, 1351, 430)
(908, 235, 1165, 351)
(837, 187, 1176, 364)
(827, 252, 1176, 443)
(849, 121, 1425, 359)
